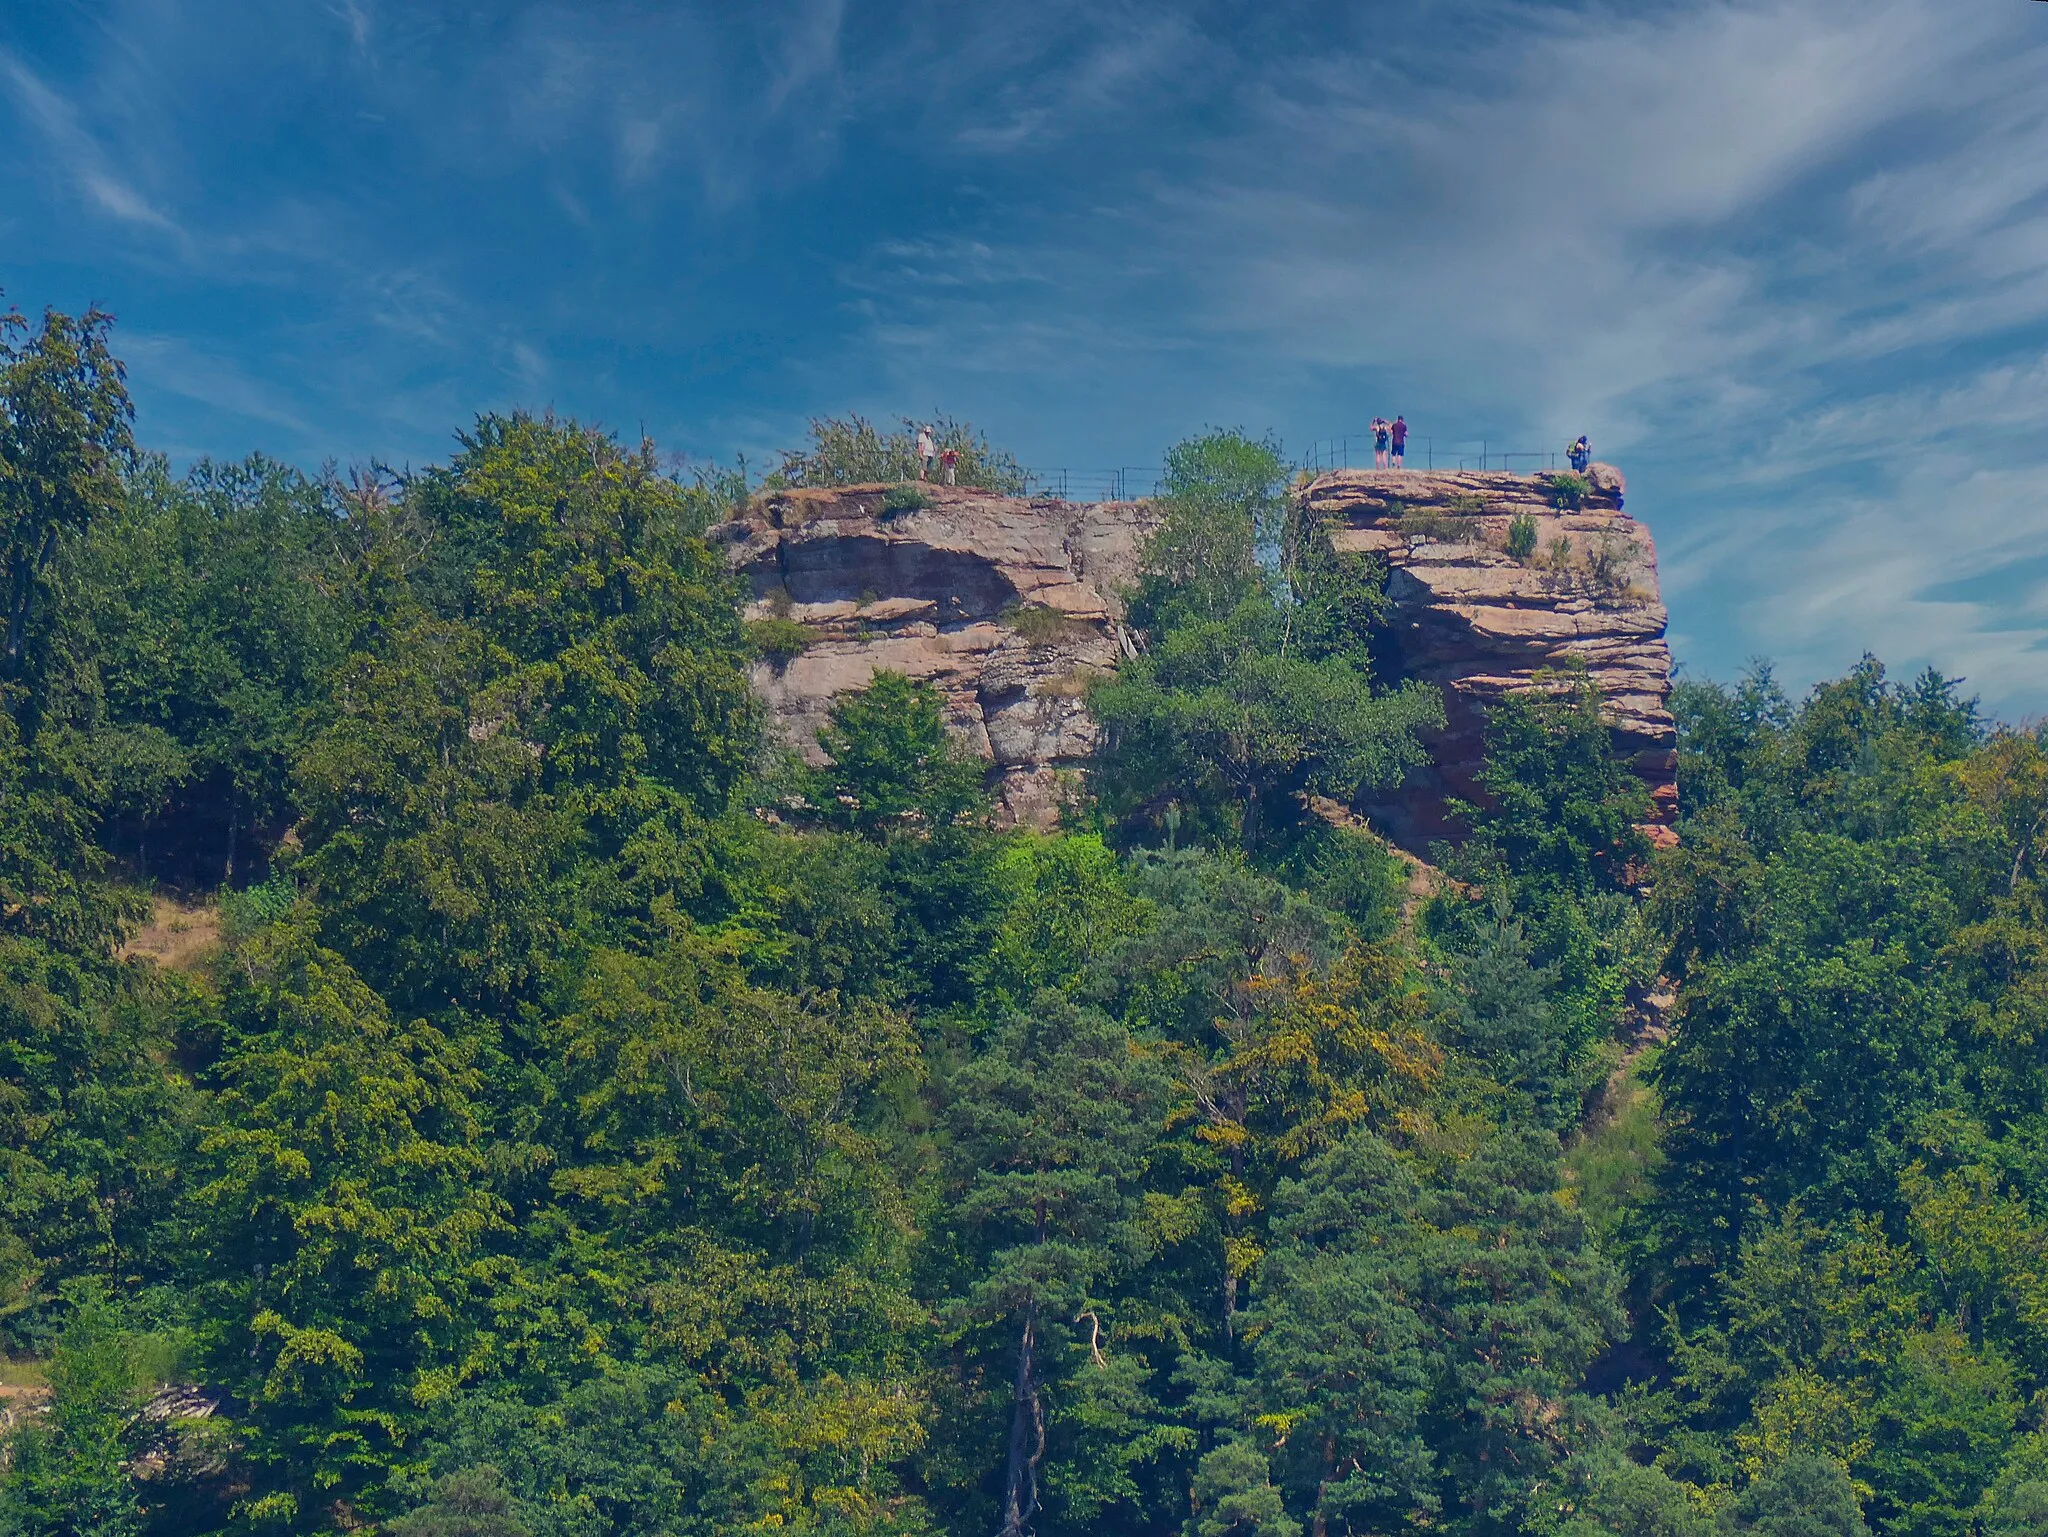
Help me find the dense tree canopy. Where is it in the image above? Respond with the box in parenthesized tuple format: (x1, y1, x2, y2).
(1092, 429, 1441, 850)
(6, 310, 2048, 1537)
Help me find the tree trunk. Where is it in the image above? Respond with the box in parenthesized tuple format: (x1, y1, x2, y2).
(6, 526, 61, 670)
(6, 554, 30, 664)
(1312, 1434, 1335, 1537)
(1222, 1109, 1247, 1340)
(998, 1300, 1042, 1537)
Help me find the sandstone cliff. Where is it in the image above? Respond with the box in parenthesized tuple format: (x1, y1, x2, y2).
(709, 484, 1154, 826)
(1298, 465, 1678, 852)
(712, 468, 1676, 854)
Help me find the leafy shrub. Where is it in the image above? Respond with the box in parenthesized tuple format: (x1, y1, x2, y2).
(0, 1288, 148, 1536)
(1586, 536, 1639, 593)
(1287, 525, 1393, 669)
(1396, 513, 1481, 544)
(680, 460, 752, 533)
(811, 670, 988, 833)
(1447, 492, 1488, 515)
(1276, 823, 1407, 940)
(1721, 1455, 1868, 1537)
(772, 413, 1026, 492)
(1506, 513, 1539, 560)
(1001, 602, 1079, 646)
(1128, 428, 1288, 632)
(745, 616, 812, 664)
(390, 1465, 530, 1536)
(1544, 471, 1590, 510)
(219, 872, 296, 936)
(881, 483, 931, 515)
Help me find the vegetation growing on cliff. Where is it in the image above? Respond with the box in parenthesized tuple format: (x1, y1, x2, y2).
(5, 310, 2048, 1537)
(770, 414, 1025, 494)
(1091, 429, 1441, 852)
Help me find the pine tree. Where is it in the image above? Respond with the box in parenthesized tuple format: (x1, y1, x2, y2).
(941, 995, 1168, 1537)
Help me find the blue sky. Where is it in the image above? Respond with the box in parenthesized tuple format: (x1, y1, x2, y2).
(5, 0, 2048, 714)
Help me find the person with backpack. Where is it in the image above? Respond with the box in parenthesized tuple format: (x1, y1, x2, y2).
(1390, 415, 1408, 468)
(1568, 435, 1590, 474)
(1371, 417, 1391, 469)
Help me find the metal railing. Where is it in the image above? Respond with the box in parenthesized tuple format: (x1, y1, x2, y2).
(1301, 436, 1560, 474)
(1008, 440, 1572, 503)
(1016, 467, 1163, 503)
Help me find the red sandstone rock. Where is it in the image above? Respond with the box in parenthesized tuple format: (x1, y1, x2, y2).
(709, 484, 1155, 827)
(711, 468, 1677, 852)
(1300, 465, 1678, 854)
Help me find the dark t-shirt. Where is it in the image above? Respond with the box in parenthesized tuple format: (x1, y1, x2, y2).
(1391, 420, 1408, 447)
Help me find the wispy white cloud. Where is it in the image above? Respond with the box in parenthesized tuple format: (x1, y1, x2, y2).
(762, 0, 846, 117)
(0, 50, 183, 236)
(119, 332, 310, 434)
(328, 0, 373, 59)
(946, 11, 1198, 152)
(509, 339, 547, 388)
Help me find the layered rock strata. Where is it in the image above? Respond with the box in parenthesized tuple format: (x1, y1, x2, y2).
(709, 484, 1154, 827)
(1298, 465, 1677, 853)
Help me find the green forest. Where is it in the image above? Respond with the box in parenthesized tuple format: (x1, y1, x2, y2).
(6, 303, 2048, 1537)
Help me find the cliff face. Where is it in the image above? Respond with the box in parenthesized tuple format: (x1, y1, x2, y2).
(1298, 465, 1677, 852)
(712, 468, 1676, 852)
(709, 484, 1155, 827)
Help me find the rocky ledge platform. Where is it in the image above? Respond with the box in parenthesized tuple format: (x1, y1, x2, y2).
(709, 484, 1155, 827)
(1299, 465, 1678, 852)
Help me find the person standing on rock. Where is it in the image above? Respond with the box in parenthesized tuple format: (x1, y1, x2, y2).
(1391, 415, 1408, 468)
(1371, 417, 1391, 469)
(1568, 435, 1591, 474)
(941, 445, 959, 486)
(915, 423, 936, 480)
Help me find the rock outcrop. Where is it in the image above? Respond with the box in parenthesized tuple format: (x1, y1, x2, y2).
(709, 484, 1154, 827)
(1298, 465, 1677, 852)
(711, 468, 1677, 852)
